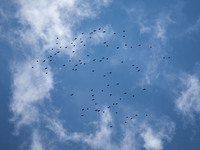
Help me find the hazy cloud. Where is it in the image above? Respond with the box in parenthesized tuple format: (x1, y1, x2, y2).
(175, 73, 200, 120)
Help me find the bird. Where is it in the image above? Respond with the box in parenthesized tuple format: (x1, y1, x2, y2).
(116, 83, 119, 85)
(70, 93, 74, 96)
(138, 44, 141, 46)
(121, 61, 123, 63)
(81, 115, 84, 117)
(123, 30, 125, 32)
(143, 88, 146, 90)
(91, 89, 94, 91)
(124, 92, 127, 94)
(92, 70, 95, 72)
(110, 126, 113, 128)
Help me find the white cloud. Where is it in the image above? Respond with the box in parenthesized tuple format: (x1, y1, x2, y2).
(45, 117, 83, 142)
(83, 108, 114, 150)
(141, 120, 175, 150)
(10, 60, 53, 132)
(175, 73, 200, 120)
(141, 128, 163, 150)
(30, 130, 44, 150)
(15, 0, 112, 52)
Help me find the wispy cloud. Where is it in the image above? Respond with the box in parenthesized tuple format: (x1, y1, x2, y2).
(141, 120, 175, 150)
(123, 2, 178, 87)
(83, 108, 114, 150)
(187, 17, 200, 33)
(175, 73, 200, 121)
(10, 60, 53, 132)
(83, 109, 175, 150)
(30, 130, 44, 150)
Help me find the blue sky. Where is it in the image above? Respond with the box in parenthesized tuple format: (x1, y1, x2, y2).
(1, 0, 200, 150)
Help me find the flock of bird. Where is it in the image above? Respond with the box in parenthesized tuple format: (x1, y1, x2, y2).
(32, 27, 171, 128)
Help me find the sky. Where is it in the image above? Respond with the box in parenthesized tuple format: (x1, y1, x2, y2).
(1, 0, 200, 150)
